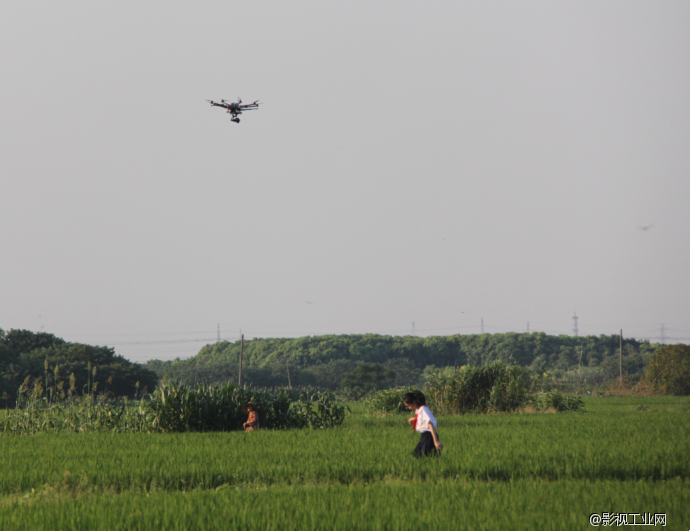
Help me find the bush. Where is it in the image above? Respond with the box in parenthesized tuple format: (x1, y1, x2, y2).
(534, 391, 584, 412)
(424, 362, 531, 414)
(363, 387, 415, 415)
(640, 344, 690, 396)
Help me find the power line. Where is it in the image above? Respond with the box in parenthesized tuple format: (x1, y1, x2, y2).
(85, 325, 690, 354)
(108, 338, 217, 346)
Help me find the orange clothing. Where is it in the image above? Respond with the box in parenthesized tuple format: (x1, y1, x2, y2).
(244, 411, 259, 431)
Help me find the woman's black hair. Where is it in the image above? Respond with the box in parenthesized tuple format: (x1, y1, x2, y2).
(403, 390, 426, 406)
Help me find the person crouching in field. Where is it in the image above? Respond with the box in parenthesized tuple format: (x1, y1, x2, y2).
(404, 391, 443, 457)
(242, 402, 259, 432)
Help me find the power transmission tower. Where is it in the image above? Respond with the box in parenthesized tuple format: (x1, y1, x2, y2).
(526, 321, 530, 333)
(411, 322, 416, 336)
(481, 318, 484, 334)
(572, 312, 579, 336)
(660, 324, 666, 344)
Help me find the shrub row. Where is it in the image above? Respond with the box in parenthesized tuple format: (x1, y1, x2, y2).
(364, 362, 584, 415)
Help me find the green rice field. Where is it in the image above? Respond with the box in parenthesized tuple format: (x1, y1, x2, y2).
(1, 396, 688, 530)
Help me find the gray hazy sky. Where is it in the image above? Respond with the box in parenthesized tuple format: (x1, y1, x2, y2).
(2, 1, 689, 362)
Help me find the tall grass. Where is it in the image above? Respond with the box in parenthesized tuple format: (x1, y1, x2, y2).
(3, 394, 153, 434)
(425, 361, 532, 414)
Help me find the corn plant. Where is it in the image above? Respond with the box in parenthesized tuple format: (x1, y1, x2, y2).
(2, 363, 347, 435)
(148, 381, 347, 432)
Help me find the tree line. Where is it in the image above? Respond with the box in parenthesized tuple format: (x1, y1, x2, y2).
(1, 328, 669, 401)
(145, 332, 660, 396)
(0, 328, 158, 403)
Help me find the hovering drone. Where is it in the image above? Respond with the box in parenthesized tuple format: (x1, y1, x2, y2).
(206, 97, 260, 123)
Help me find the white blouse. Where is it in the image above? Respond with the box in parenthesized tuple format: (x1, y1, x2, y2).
(415, 405, 438, 433)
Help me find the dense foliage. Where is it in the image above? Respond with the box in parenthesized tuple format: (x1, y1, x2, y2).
(2, 364, 345, 434)
(339, 362, 396, 399)
(146, 332, 660, 393)
(3, 395, 153, 435)
(149, 381, 346, 432)
(2, 328, 669, 400)
(424, 362, 532, 414)
(534, 391, 585, 412)
(364, 368, 584, 415)
(640, 344, 690, 395)
(0, 328, 158, 402)
(363, 387, 415, 415)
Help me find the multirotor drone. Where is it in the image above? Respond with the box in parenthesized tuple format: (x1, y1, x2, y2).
(206, 97, 260, 123)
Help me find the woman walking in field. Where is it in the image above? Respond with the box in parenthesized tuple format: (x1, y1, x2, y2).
(404, 390, 443, 457)
(242, 402, 260, 432)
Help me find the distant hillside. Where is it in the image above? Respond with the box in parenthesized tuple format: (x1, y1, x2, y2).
(146, 332, 660, 391)
(0, 328, 158, 401)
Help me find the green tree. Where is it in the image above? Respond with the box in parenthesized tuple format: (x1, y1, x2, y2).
(340, 363, 395, 399)
(641, 344, 690, 396)
(0, 329, 158, 400)
(143, 332, 661, 391)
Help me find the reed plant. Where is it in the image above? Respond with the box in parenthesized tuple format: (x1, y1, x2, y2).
(425, 362, 532, 414)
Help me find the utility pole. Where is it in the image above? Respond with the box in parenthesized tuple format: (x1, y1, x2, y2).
(526, 321, 530, 334)
(238, 334, 244, 387)
(481, 318, 484, 334)
(660, 324, 666, 345)
(216, 323, 220, 342)
(572, 312, 579, 337)
(619, 329, 623, 388)
(286, 358, 292, 388)
(411, 322, 416, 336)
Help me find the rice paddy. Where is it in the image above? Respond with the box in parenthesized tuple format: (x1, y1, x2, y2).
(1, 396, 688, 530)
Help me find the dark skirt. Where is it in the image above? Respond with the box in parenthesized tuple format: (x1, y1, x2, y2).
(413, 431, 440, 458)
